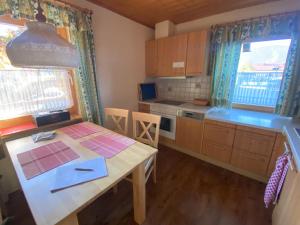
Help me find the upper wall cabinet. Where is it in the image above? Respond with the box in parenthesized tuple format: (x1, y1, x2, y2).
(145, 30, 209, 77)
(186, 31, 208, 76)
(157, 34, 188, 77)
(145, 40, 158, 76)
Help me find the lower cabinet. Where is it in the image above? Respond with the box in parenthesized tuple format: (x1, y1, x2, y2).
(138, 103, 150, 113)
(175, 117, 203, 153)
(202, 140, 232, 163)
(273, 164, 300, 225)
(230, 149, 270, 176)
(202, 120, 235, 163)
(173, 118, 281, 179)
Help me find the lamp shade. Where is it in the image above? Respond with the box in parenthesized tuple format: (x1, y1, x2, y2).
(6, 22, 80, 68)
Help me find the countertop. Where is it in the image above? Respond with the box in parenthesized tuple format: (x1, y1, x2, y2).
(139, 100, 300, 170)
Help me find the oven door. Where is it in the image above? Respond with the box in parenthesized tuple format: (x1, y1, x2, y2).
(152, 112, 176, 140)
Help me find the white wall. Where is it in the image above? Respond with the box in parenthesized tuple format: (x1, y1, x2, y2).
(176, 0, 300, 33)
(69, 0, 154, 112)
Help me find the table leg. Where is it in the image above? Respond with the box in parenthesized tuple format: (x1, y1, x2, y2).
(57, 213, 79, 225)
(132, 163, 146, 225)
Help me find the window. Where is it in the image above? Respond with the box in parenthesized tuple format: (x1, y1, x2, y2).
(0, 22, 73, 120)
(233, 39, 291, 109)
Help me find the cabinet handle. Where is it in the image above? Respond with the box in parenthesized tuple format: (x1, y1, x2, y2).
(284, 142, 295, 172)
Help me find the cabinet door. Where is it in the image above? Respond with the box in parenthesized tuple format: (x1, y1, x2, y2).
(138, 103, 150, 113)
(176, 117, 203, 153)
(202, 139, 233, 163)
(234, 129, 276, 157)
(145, 40, 157, 76)
(203, 120, 235, 146)
(230, 149, 269, 176)
(186, 30, 208, 76)
(157, 34, 188, 77)
(267, 134, 285, 176)
(157, 37, 172, 76)
(273, 166, 300, 225)
(170, 34, 188, 76)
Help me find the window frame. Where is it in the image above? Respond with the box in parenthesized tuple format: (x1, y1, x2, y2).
(0, 15, 80, 129)
(232, 38, 291, 112)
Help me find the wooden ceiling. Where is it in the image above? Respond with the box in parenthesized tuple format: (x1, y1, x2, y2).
(87, 0, 279, 28)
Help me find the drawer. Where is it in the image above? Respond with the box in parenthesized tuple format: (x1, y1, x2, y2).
(202, 139, 233, 163)
(230, 149, 269, 176)
(203, 123, 235, 146)
(234, 130, 276, 157)
(138, 103, 150, 113)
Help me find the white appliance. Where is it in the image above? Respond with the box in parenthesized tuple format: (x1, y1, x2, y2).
(150, 104, 179, 140)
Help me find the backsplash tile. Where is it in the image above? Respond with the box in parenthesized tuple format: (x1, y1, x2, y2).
(155, 76, 211, 101)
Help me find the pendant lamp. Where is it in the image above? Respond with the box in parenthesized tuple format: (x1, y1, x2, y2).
(6, 0, 80, 68)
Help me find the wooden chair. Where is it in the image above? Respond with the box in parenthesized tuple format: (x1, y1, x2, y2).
(104, 108, 129, 136)
(132, 112, 161, 183)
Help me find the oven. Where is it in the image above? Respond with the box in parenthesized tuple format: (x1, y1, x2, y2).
(150, 105, 177, 140)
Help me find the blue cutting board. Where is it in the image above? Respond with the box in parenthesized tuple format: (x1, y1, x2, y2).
(51, 157, 108, 193)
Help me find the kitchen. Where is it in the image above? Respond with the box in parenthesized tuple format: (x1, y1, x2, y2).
(0, 0, 300, 225)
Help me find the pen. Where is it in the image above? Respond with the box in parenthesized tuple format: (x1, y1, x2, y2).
(75, 168, 94, 171)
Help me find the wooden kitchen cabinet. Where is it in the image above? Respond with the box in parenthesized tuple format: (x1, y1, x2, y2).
(230, 149, 270, 176)
(203, 120, 236, 146)
(267, 133, 285, 176)
(145, 40, 157, 76)
(186, 30, 208, 76)
(234, 127, 276, 157)
(273, 162, 300, 225)
(176, 117, 203, 153)
(157, 34, 188, 77)
(231, 126, 277, 176)
(138, 103, 150, 113)
(202, 120, 235, 163)
(202, 140, 233, 163)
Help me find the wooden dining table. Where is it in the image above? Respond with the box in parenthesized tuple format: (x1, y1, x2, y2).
(5, 123, 157, 225)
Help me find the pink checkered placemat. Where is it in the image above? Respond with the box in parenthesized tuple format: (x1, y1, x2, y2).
(60, 122, 105, 139)
(17, 141, 79, 180)
(81, 132, 136, 158)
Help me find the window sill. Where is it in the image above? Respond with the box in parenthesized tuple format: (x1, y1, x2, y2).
(232, 103, 275, 113)
(0, 115, 82, 159)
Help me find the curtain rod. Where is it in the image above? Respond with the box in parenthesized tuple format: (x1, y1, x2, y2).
(43, 0, 93, 14)
(212, 10, 300, 28)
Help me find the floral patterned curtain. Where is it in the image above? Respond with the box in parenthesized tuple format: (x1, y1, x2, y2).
(0, 0, 103, 124)
(209, 12, 300, 115)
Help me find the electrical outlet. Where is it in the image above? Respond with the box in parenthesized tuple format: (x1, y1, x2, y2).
(195, 83, 201, 89)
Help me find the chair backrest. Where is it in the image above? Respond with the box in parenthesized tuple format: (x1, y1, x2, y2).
(132, 112, 161, 148)
(104, 108, 129, 136)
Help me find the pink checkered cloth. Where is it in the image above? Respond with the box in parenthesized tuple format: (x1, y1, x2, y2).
(17, 141, 79, 180)
(60, 122, 104, 139)
(81, 132, 136, 158)
(264, 152, 289, 208)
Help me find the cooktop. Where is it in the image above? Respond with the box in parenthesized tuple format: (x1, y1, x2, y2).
(155, 100, 185, 106)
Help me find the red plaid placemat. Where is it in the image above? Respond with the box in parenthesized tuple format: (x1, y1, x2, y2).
(60, 122, 105, 139)
(17, 141, 79, 180)
(81, 132, 136, 158)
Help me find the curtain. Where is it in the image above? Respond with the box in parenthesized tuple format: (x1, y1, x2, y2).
(0, 70, 73, 119)
(209, 25, 242, 108)
(209, 12, 300, 111)
(0, 0, 103, 124)
(276, 34, 300, 117)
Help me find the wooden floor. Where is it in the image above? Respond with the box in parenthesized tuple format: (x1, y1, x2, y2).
(5, 145, 273, 225)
